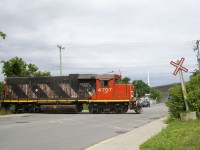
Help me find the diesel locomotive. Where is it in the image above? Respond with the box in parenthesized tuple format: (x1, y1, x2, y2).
(0, 74, 142, 114)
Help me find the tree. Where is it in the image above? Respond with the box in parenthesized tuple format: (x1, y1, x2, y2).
(0, 31, 6, 39)
(166, 70, 200, 119)
(1, 57, 51, 77)
(33, 71, 51, 76)
(186, 70, 200, 117)
(132, 80, 150, 98)
(190, 69, 200, 78)
(27, 64, 38, 75)
(118, 77, 131, 84)
(1, 57, 28, 77)
(150, 89, 163, 102)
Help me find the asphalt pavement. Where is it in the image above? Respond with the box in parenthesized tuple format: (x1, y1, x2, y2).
(86, 116, 167, 150)
(0, 104, 168, 150)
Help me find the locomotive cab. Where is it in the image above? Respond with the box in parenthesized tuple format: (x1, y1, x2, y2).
(84, 74, 136, 113)
(90, 74, 134, 101)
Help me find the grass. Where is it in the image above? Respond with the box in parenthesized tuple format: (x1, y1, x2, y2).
(140, 119, 200, 150)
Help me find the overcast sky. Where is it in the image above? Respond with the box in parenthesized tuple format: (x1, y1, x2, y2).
(0, 0, 199, 87)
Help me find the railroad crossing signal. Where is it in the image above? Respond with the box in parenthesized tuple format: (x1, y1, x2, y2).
(170, 57, 189, 111)
(170, 57, 188, 76)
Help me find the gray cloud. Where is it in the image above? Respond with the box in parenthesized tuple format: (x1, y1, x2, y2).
(0, 0, 199, 86)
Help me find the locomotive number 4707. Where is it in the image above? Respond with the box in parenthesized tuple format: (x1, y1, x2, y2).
(98, 88, 112, 93)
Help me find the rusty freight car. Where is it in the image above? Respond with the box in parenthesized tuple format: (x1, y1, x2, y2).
(0, 74, 142, 114)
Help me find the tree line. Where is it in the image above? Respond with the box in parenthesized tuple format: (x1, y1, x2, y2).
(119, 77, 163, 101)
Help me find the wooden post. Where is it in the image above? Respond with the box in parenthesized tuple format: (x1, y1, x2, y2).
(178, 62, 189, 111)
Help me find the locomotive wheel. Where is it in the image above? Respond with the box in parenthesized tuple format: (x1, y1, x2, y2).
(89, 108, 97, 114)
(89, 109, 94, 114)
(76, 104, 83, 113)
(110, 107, 117, 114)
(89, 104, 94, 114)
(97, 108, 103, 114)
(89, 103, 129, 114)
(15, 104, 25, 113)
(115, 104, 127, 114)
(32, 105, 40, 113)
(135, 105, 142, 114)
(121, 106, 128, 113)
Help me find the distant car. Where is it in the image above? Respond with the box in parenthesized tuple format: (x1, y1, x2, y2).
(141, 100, 150, 107)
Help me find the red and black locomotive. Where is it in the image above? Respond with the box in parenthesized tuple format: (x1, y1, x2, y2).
(0, 74, 142, 114)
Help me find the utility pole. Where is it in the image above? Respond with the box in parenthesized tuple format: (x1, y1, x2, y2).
(194, 40, 200, 70)
(57, 45, 65, 76)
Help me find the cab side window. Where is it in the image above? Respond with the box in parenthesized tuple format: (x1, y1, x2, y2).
(100, 80, 109, 87)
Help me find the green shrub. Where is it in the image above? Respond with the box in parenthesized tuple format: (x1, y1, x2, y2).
(166, 70, 200, 119)
(187, 89, 200, 118)
(150, 88, 163, 102)
(187, 71, 200, 118)
(166, 84, 185, 119)
(83, 104, 88, 110)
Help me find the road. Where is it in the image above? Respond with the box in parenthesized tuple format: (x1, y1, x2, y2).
(0, 104, 168, 150)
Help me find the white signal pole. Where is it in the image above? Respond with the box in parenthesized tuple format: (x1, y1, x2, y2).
(57, 45, 65, 76)
(147, 71, 150, 86)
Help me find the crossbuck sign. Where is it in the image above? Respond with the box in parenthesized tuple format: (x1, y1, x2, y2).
(170, 57, 188, 75)
(170, 57, 189, 111)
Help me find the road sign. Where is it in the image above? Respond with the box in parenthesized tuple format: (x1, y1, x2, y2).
(170, 57, 189, 111)
(170, 57, 188, 76)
